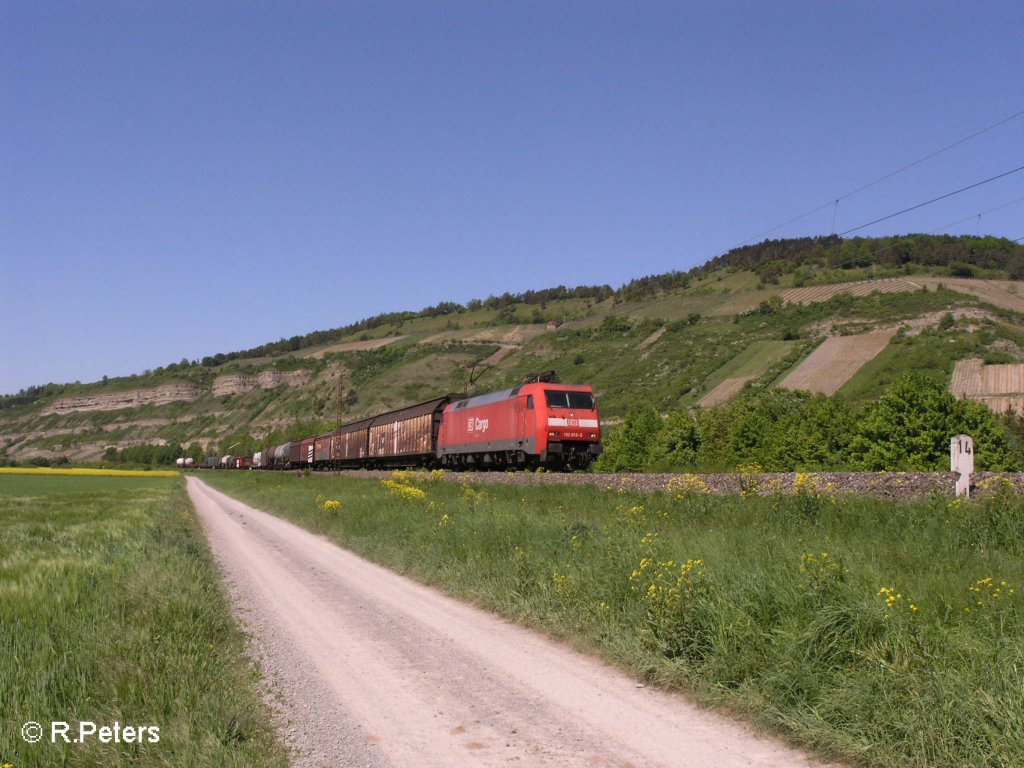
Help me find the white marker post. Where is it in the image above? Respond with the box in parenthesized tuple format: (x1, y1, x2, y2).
(950, 434, 974, 498)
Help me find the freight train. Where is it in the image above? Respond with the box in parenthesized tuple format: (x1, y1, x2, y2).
(249, 381, 602, 472)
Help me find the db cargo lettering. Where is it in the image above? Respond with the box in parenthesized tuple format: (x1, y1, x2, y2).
(467, 417, 490, 433)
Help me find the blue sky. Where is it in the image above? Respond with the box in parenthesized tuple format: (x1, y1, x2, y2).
(2, 1, 1022, 395)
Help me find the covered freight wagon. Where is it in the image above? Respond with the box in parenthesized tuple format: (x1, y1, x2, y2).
(367, 396, 460, 464)
(288, 437, 316, 468)
(308, 396, 463, 470)
(317, 417, 374, 469)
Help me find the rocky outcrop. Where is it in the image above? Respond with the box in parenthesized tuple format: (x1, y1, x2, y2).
(38, 370, 317, 415)
(212, 375, 258, 396)
(211, 370, 311, 396)
(41, 383, 204, 415)
(257, 370, 311, 388)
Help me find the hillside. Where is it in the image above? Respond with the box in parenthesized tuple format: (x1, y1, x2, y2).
(3, 234, 1024, 466)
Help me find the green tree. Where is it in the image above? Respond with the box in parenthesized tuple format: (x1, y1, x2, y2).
(849, 374, 1012, 470)
(597, 404, 661, 472)
(953, 399, 1013, 470)
(753, 392, 854, 470)
(849, 375, 954, 470)
(650, 411, 700, 470)
(690, 389, 852, 471)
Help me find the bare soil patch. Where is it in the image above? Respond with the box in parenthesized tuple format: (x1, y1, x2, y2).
(478, 344, 519, 366)
(637, 325, 667, 349)
(304, 336, 407, 358)
(780, 329, 896, 395)
(781, 278, 923, 306)
(951, 359, 985, 397)
(951, 358, 1024, 414)
(782, 277, 1024, 314)
(420, 326, 549, 346)
(698, 376, 754, 407)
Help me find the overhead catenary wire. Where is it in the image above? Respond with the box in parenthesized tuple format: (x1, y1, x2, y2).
(850, 195, 1024, 263)
(722, 107, 1024, 250)
(833, 108, 1024, 202)
(836, 164, 1024, 236)
(928, 194, 1024, 235)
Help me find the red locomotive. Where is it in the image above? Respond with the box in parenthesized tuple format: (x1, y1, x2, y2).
(437, 382, 601, 470)
(253, 380, 602, 472)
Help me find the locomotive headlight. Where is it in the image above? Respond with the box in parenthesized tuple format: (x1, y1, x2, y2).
(548, 431, 559, 438)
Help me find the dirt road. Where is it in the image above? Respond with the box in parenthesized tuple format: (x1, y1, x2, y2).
(187, 477, 833, 768)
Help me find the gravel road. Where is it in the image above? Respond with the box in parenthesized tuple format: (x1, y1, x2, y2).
(187, 476, 837, 768)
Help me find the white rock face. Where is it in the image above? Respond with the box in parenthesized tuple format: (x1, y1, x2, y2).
(256, 370, 312, 388)
(40, 383, 205, 414)
(211, 375, 258, 396)
(40, 370, 313, 414)
(210, 370, 314, 395)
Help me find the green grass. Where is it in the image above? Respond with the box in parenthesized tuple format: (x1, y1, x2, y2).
(0, 475, 287, 768)
(713, 340, 799, 377)
(204, 471, 1024, 768)
(696, 339, 801, 397)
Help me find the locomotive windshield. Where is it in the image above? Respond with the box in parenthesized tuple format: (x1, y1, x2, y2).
(544, 390, 595, 410)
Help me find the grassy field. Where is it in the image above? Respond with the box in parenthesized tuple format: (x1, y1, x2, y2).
(697, 339, 800, 405)
(0, 475, 287, 768)
(204, 470, 1024, 768)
